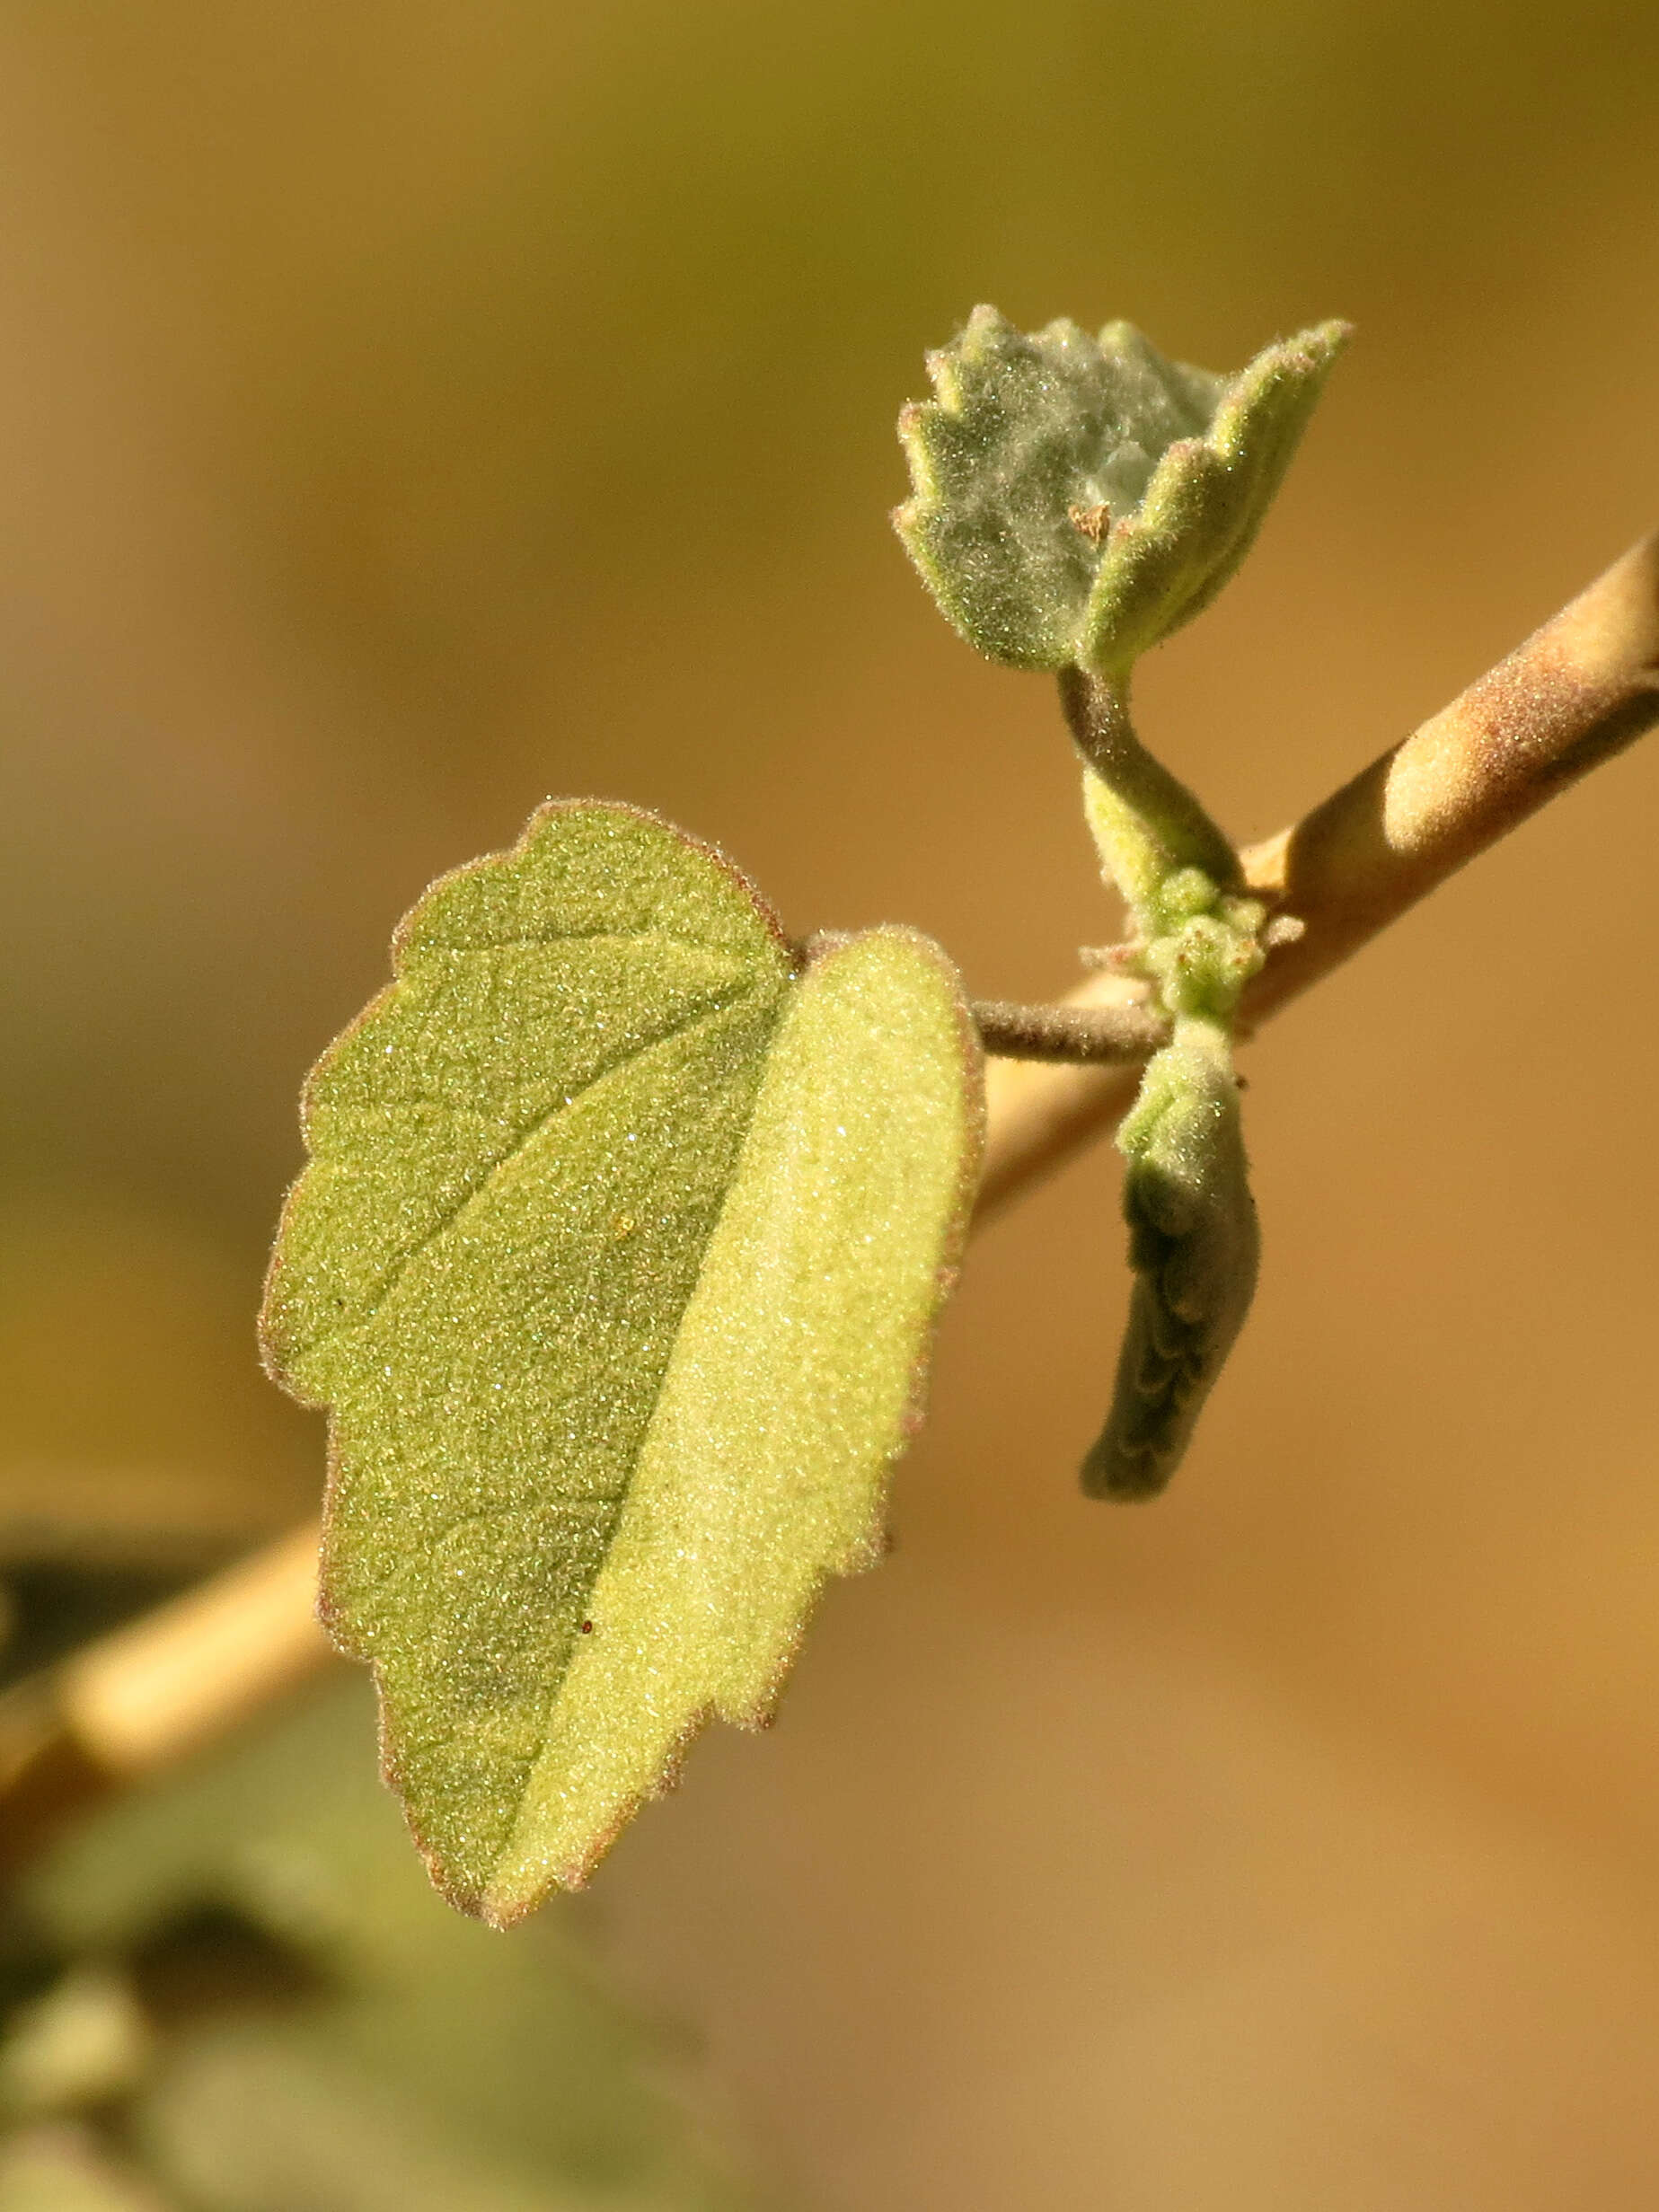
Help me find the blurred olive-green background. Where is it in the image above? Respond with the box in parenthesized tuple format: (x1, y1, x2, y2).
(3, 3, 1658, 2203)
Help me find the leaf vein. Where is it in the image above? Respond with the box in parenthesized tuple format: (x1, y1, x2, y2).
(307, 978, 776, 1355)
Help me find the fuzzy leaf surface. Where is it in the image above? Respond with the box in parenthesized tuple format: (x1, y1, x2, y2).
(261, 802, 980, 1921)
(895, 306, 1346, 674)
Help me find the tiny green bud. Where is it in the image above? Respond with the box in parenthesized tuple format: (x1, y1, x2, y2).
(1084, 1021, 1258, 1500)
(1158, 866, 1221, 922)
(1142, 906, 1266, 1025)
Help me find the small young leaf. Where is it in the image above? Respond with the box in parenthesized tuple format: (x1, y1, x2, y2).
(1081, 1021, 1258, 1500)
(261, 801, 982, 1922)
(1077, 321, 1348, 676)
(895, 307, 1347, 674)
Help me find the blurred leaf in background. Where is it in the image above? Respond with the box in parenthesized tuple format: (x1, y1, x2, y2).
(2, 1680, 763, 2212)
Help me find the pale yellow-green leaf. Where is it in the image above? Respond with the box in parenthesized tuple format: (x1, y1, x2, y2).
(484, 923, 980, 1917)
(260, 803, 981, 1921)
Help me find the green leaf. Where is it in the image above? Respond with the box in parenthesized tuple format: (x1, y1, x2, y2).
(1081, 1020, 1258, 1500)
(895, 307, 1347, 674)
(261, 802, 982, 1923)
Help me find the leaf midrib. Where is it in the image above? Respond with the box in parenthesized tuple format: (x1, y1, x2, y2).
(357, 969, 799, 1891)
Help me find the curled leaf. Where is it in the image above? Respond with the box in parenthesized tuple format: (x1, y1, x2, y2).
(895, 306, 1347, 674)
(1082, 1020, 1258, 1500)
(261, 801, 982, 1921)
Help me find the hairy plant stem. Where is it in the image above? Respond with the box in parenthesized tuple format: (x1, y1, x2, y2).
(1058, 665, 1241, 921)
(971, 998, 1167, 1062)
